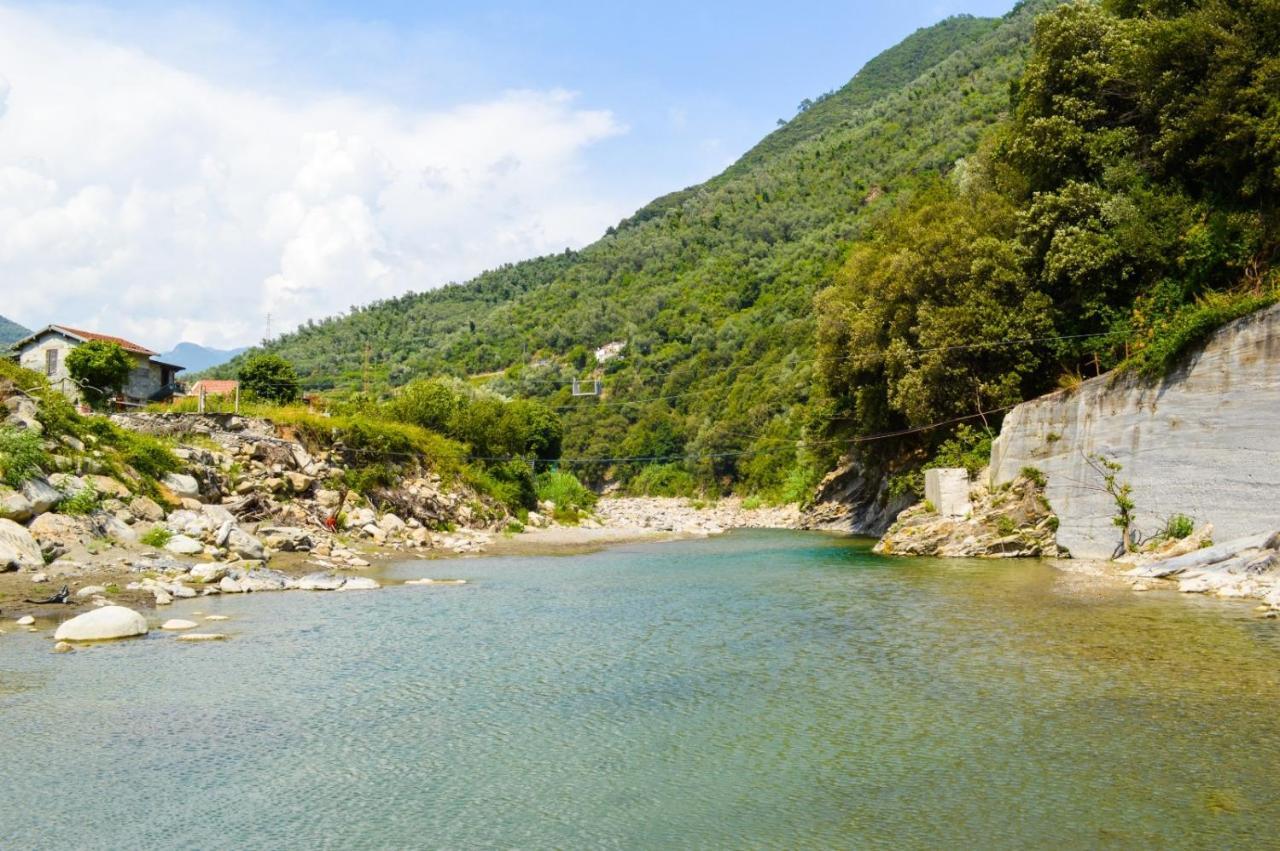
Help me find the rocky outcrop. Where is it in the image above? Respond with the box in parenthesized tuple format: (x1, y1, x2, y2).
(1125, 530, 1280, 606)
(990, 304, 1280, 559)
(875, 472, 1060, 558)
(801, 454, 913, 535)
(0, 518, 43, 570)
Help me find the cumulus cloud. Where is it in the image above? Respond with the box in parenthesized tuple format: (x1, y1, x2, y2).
(0, 5, 626, 348)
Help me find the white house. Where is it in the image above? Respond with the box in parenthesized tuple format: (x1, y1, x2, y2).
(10, 325, 184, 406)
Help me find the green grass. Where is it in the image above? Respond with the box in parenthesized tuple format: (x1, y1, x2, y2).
(59, 485, 100, 516)
(0, 425, 48, 487)
(140, 526, 173, 548)
(1122, 288, 1280, 379)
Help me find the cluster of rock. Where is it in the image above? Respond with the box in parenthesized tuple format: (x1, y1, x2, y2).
(801, 453, 914, 536)
(874, 471, 1061, 558)
(1123, 527, 1280, 607)
(593, 496, 800, 536)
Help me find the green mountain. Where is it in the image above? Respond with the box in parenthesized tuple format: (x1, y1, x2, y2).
(227, 3, 1050, 495)
(0, 315, 30, 348)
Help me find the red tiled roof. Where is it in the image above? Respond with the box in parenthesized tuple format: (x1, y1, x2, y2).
(190, 379, 240, 395)
(53, 325, 157, 355)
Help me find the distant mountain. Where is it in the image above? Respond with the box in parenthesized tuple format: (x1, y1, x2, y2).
(161, 342, 249, 374)
(0, 315, 30, 348)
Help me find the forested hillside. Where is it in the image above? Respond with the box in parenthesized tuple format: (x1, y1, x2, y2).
(226, 0, 1277, 502)
(223, 2, 1049, 496)
(0, 315, 30, 348)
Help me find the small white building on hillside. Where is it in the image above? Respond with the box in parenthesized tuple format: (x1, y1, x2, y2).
(10, 325, 184, 406)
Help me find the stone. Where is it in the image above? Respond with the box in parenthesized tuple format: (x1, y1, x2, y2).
(218, 576, 245, 593)
(296, 572, 345, 591)
(53, 641, 73, 653)
(214, 519, 234, 547)
(258, 526, 313, 552)
(170, 584, 197, 598)
(239, 569, 289, 592)
(201, 503, 236, 528)
(924, 468, 972, 519)
(54, 605, 148, 642)
(0, 490, 35, 522)
(27, 513, 87, 552)
(16, 615, 34, 626)
(21, 478, 62, 514)
(180, 498, 204, 511)
(161, 619, 198, 630)
(345, 507, 376, 529)
(405, 578, 467, 586)
(188, 563, 228, 584)
(204, 614, 230, 621)
(162, 473, 201, 500)
(284, 471, 312, 493)
(87, 475, 131, 499)
(30, 571, 47, 583)
(93, 512, 137, 544)
(75, 585, 107, 598)
(378, 513, 406, 533)
(0, 518, 44, 571)
(128, 496, 165, 522)
(165, 534, 204, 555)
(176, 632, 228, 642)
(153, 589, 173, 606)
(226, 528, 265, 561)
(339, 577, 380, 591)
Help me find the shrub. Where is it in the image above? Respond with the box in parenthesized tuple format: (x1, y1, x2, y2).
(741, 494, 763, 511)
(60, 485, 100, 516)
(239, 353, 301, 403)
(1020, 466, 1047, 487)
(536, 469, 596, 517)
(0, 426, 48, 486)
(1162, 514, 1195, 541)
(1124, 288, 1280, 378)
(140, 526, 173, 548)
(66, 340, 132, 408)
(625, 463, 698, 497)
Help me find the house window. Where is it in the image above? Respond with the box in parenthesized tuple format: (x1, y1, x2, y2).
(46, 348, 58, 376)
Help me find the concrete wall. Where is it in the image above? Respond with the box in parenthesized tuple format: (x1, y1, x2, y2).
(924, 468, 971, 518)
(990, 304, 1280, 559)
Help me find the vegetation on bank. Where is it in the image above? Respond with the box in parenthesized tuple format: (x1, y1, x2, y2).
(204, 0, 1276, 502)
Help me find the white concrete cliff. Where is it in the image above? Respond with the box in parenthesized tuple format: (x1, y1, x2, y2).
(990, 304, 1280, 559)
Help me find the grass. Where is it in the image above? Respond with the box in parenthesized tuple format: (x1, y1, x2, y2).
(1122, 287, 1280, 379)
(140, 526, 173, 548)
(59, 485, 100, 516)
(0, 425, 48, 487)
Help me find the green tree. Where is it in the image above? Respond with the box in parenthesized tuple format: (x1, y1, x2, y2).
(239, 353, 300, 404)
(65, 340, 132, 408)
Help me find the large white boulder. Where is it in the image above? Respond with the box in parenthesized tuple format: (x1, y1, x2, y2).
(162, 473, 201, 500)
(54, 606, 148, 642)
(188, 563, 228, 584)
(21, 478, 62, 514)
(296, 572, 345, 591)
(339, 577, 381, 591)
(165, 534, 204, 555)
(0, 518, 43, 570)
(226, 528, 265, 560)
(0, 490, 34, 522)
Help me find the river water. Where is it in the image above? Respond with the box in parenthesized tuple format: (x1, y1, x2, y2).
(3, 530, 1279, 848)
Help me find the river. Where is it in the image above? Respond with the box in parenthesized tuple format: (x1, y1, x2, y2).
(3, 530, 1279, 848)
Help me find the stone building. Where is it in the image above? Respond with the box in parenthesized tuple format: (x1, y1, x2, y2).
(9, 325, 183, 406)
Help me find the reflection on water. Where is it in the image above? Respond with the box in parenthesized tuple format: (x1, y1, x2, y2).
(2, 530, 1278, 849)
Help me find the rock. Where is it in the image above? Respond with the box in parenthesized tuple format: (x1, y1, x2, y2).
(218, 576, 245, 593)
(165, 509, 213, 537)
(347, 557, 371, 568)
(378, 513, 407, 533)
(53, 641, 73, 653)
(214, 519, 234, 547)
(201, 503, 236, 528)
(92, 511, 137, 544)
(54, 605, 148, 642)
(153, 589, 173, 606)
(296, 572, 345, 591)
(204, 614, 230, 621)
(0, 518, 44, 571)
(240, 568, 289, 592)
(345, 507, 376, 529)
(226, 528, 265, 560)
(21, 478, 62, 514)
(170, 584, 197, 598)
(16, 615, 34, 626)
(75, 585, 107, 598)
(180, 498, 204, 511)
(165, 534, 204, 555)
(924, 468, 973, 519)
(258, 526, 313, 552)
(0, 490, 35, 522)
(162, 473, 201, 500)
(27, 513, 87, 552)
(30, 571, 47, 583)
(161, 619, 198, 630)
(188, 563, 228, 584)
(128, 496, 165, 522)
(284, 471, 312, 493)
(405, 578, 467, 586)
(176, 632, 228, 642)
(87, 475, 131, 498)
(339, 577, 380, 591)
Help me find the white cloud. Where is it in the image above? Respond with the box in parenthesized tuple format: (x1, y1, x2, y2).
(0, 5, 626, 349)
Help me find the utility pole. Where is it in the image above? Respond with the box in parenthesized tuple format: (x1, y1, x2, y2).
(263, 312, 272, 344)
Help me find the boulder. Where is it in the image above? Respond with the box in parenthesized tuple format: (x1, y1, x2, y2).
(339, 577, 381, 591)
(165, 509, 212, 537)
(128, 496, 165, 522)
(201, 503, 236, 528)
(296, 572, 345, 591)
(176, 632, 227, 642)
(0, 490, 34, 522)
(21, 478, 62, 514)
(92, 511, 137, 544)
(28, 513, 88, 550)
(284, 471, 313, 494)
(16, 615, 34, 626)
(345, 507, 376, 529)
(378, 513, 407, 533)
(258, 526, 313, 552)
(162, 473, 201, 500)
(54, 606, 148, 642)
(240, 569, 289, 592)
(165, 534, 204, 555)
(75, 585, 107, 598)
(188, 563, 228, 584)
(226, 528, 265, 560)
(0, 518, 43, 571)
(218, 576, 245, 593)
(87, 475, 131, 499)
(161, 619, 198, 630)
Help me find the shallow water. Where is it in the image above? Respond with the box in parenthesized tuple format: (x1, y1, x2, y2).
(3, 530, 1280, 849)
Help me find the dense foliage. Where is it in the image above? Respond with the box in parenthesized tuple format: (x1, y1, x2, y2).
(66, 340, 132, 408)
(815, 0, 1278, 481)
(238, 353, 301, 404)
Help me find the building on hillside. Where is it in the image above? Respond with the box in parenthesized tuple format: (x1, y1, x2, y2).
(186, 379, 240, 398)
(9, 325, 184, 406)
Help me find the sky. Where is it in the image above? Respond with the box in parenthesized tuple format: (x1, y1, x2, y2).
(0, 0, 1016, 350)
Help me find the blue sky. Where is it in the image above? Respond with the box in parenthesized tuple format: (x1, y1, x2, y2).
(0, 0, 1016, 347)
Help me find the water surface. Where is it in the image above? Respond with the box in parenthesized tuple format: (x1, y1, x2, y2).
(3, 530, 1279, 848)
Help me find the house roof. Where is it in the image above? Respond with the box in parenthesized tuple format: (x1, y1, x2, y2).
(14, 324, 158, 356)
(189, 379, 239, 395)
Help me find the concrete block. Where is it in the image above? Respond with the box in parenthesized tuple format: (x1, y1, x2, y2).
(925, 468, 971, 519)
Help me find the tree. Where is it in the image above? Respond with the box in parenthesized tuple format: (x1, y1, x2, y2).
(238, 353, 300, 404)
(65, 340, 132, 409)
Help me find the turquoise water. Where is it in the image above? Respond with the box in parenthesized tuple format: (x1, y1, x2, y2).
(4, 530, 1280, 848)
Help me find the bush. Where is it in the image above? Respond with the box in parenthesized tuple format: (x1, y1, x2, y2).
(1020, 466, 1047, 487)
(0, 426, 48, 487)
(60, 485, 100, 516)
(140, 526, 173, 548)
(1162, 514, 1195, 541)
(66, 340, 132, 408)
(239, 353, 301, 403)
(1124, 288, 1279, 378)
(535, 470, 596, 515)
(626, 463, 699, 497)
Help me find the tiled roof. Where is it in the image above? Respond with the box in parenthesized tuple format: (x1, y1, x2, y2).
(189, 379, 240, 395)
(53, 325, 157, 356)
